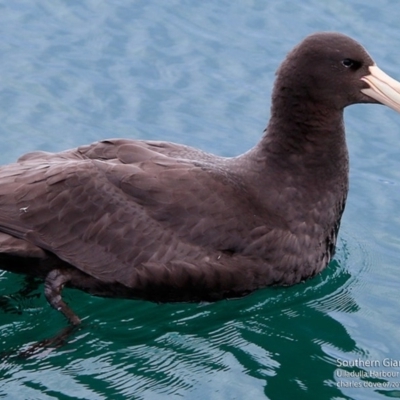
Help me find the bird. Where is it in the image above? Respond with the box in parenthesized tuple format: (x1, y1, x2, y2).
(0, 32, 399, 326)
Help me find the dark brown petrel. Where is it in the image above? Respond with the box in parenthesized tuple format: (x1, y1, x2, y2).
(0, 32, 399, 326)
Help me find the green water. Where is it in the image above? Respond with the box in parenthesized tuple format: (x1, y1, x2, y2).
(1, 1, 400, 399)
(1, 248, 358, 399)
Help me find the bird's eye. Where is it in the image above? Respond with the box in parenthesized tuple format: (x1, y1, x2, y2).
(341, 58, 362, 70)
(342, 58, 354, 68)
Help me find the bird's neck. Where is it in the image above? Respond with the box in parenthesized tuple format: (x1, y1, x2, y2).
(257, 96, 348, 174)
(236, 96, 349, 199)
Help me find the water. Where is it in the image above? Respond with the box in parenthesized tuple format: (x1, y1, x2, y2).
(0, 1, 400, 399)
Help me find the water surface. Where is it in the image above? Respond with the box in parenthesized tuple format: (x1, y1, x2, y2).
(1, 1, 400, 399)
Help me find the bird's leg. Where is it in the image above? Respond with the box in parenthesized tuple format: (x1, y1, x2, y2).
(0, 269, 82, 358)
(44, 269, 81, 326)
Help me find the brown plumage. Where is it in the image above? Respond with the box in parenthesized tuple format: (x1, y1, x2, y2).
(0, 32, 399, 325)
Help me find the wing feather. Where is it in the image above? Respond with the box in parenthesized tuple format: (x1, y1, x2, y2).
(0, 142, 268, 290)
